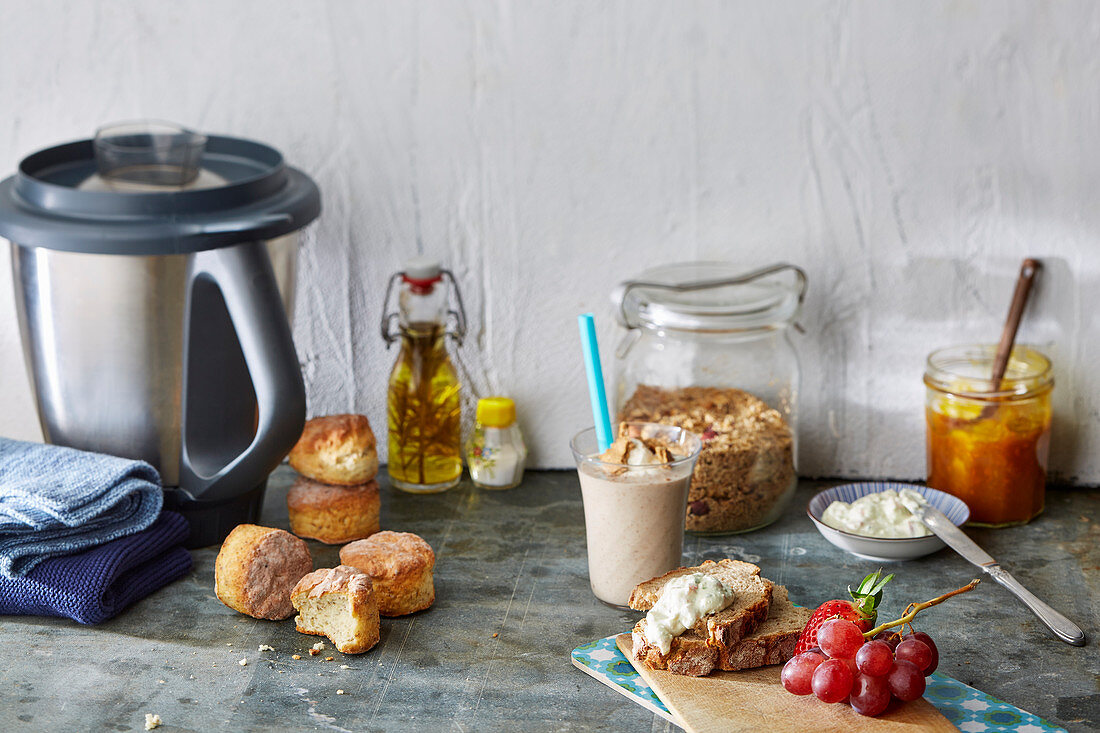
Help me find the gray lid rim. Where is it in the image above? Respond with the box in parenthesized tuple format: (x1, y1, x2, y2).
(0, 135, 321, 254)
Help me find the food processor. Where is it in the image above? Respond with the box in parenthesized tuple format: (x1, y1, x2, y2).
(0, 122, 321, 546)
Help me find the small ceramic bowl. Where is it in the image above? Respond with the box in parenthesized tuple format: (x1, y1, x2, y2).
(807, 482, 970, 562)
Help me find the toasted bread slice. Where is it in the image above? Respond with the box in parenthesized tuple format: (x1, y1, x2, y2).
(630, 621, 718, 677)
(628, 559, 772, 646)
(718, 585, 810, 671)
(631, 584, 809, 676)
(627, 559, 763, 609)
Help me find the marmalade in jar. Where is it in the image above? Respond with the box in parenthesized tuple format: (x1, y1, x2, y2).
(924, 345, 1053, 527)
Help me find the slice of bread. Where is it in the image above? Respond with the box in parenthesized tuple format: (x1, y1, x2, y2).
(628, 559, 763, 609)
(717, 585, 811, 671)
(630, 623, 718, 677)
(628, 559, 772, 647)
(631, 584, 809, 676)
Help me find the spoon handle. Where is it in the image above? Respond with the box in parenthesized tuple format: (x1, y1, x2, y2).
(990, 258, 1041, 390)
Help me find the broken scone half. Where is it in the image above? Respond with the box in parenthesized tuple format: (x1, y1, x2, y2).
(291, 565, 380, 654)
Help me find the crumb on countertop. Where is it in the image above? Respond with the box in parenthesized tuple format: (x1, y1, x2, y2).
(312, 642, 325, 651)
(259, 644, 275, 652)
(337, 690, 345, 695)
(238, 658, 248, 666)
(339, 665, 350, 669)
(292, 654, 302, 660)
(144, 713, 161, 730)
(325, 657, 334, 662)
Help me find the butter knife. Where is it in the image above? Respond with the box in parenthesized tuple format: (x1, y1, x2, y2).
(915, 503, 1086, 646)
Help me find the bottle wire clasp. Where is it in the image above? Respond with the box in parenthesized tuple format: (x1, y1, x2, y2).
(380, 269, 468, 348)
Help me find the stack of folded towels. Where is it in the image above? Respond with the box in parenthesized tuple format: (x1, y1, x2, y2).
(0, 438, 192, 624)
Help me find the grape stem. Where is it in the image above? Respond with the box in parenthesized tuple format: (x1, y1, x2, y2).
(862, 579, 981, 639)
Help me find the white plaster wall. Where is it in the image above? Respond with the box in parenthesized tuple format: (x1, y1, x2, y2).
(1, 1, 1098, 482)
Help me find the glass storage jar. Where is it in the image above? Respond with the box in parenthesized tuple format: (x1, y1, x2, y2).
(612, 262, 805, 534)
(924, 344, 1053, 527)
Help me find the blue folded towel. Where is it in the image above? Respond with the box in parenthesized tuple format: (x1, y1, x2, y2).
(0, 438, 163, 578)
(0, 511, 192, 624)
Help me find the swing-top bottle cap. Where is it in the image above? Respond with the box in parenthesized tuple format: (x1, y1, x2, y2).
(404, 256, 442, 284)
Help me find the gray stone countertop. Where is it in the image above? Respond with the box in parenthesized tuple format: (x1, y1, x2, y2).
(0, 468, 1096, 732)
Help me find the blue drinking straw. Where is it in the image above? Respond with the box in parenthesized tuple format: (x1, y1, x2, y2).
(578, 313, 614, 452)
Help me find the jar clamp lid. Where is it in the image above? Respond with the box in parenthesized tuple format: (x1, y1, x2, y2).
(614, 262, 807, 333)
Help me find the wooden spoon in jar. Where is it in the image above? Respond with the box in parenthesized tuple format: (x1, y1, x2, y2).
(981, 258, 1042, 419)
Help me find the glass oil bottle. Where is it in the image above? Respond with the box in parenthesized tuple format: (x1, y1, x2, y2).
(381, 257, 467, 493)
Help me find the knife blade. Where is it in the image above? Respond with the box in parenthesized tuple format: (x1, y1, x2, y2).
(915, 503, 1086, 647)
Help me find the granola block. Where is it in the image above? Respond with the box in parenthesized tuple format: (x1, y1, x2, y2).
(620, 385, 796, 533)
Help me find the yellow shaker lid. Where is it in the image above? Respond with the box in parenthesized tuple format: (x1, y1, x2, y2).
(476, 397, 516, 428)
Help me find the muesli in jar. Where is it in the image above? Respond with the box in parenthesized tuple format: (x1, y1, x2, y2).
(620, 385, 795, 533)
(613, 262, 805, 534)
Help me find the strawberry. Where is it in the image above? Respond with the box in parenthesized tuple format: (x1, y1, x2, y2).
(793, 570, 893, 655)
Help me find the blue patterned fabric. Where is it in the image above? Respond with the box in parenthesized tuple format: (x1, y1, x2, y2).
(0, 511, 192, 624)
(0, 438, 163, 577)
(571, 635, 1065, 732)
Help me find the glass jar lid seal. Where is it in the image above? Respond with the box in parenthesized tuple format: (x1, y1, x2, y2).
(615, 261, 806, 332)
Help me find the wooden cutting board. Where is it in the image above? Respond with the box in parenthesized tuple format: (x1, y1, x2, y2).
(615, 635, 957, 733)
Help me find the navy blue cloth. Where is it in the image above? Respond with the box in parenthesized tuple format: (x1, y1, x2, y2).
(0, 438, 163, 577)
(0, 511, 192, 624)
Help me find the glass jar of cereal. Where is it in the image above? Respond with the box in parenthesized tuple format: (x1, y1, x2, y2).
(612, 262, 805, 534)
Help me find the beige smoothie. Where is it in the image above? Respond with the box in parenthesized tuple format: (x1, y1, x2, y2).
(572, 423, 702, 607)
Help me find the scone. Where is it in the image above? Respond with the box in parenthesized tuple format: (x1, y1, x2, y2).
(291, 565, 380, 654)
(215, 524, 313, 620)
(339, 531, 435, 616)
(287, 477, 380, 544)
(289, 414, 379, 486)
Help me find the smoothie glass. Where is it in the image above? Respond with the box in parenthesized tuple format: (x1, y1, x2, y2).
(570, 422, 702, 608)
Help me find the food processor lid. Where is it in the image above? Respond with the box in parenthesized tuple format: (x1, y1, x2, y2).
(0, 134, 321, 255)
(616, 261, 806, 332)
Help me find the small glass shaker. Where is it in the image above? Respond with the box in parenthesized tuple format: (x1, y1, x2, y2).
(467, 397, 527, 489)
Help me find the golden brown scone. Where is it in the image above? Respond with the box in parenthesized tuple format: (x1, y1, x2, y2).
(287, 477, 380, 544)
(215, 524, 313, 620)
(339, 531, 435, 616)
(291, 565, 380, 654)
(289, 414, 378, 485)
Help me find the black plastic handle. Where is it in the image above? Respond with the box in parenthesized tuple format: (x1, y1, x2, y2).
(179, 241, 305, 502)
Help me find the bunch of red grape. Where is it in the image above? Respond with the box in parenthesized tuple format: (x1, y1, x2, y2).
(780, 618, 939, 717)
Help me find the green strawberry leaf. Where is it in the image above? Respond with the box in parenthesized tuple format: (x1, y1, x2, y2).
(848, 569, 894, 621)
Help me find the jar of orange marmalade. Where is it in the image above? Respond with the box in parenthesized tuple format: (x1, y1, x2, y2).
(924, 344, 1052, 527)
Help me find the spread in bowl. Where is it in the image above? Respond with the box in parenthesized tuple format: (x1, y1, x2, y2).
(821, 488, 930, 539)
